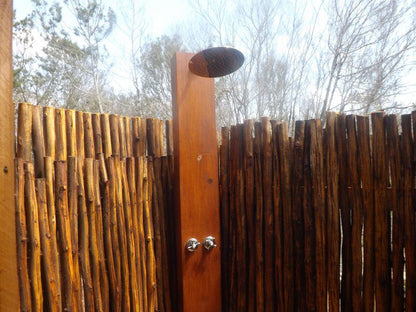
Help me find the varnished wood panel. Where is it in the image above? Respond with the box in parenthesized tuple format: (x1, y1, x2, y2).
(172, 52, 221, 312)
(0, 1, 19, 310)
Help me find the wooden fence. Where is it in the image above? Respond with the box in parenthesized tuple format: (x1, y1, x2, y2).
(15, 103, 176, 312)
(220, 112, 416, 311)
(15, 103, 416, 311)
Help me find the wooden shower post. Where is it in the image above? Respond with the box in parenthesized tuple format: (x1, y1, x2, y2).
(171, 52, 221, 312)
(0, 0, 20, 310)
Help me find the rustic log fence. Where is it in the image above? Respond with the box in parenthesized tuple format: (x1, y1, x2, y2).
(16, 103, 175, 312)
(15, 102, 416, 311)
(220, 112, 416, 311)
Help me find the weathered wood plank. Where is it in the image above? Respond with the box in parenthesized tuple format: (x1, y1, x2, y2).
(386, 115, 404, 311)
(325, 113, 340, 312)
(371, 112, 390, 311)
(17, 103, 32, 161)
(24, 163, 43, 311)
(292, 120, 306, 312)
(356, 115, 374, 312)
(402, 114, 416, 310)
(346, 115, 363, 312)
(32, 105, 45, 177)
(303, 120, 316, 311)
(15, 158, 31, 311)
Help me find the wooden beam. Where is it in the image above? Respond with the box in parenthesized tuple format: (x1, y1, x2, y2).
(172, 52, 221, 312)
(0, 0, 20, 310)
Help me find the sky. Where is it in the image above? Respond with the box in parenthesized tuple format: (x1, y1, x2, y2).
(13, 0, 416, 108)
(14, 0, 194, 91)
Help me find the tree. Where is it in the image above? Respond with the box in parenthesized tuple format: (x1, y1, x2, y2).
(318, 0, 416, 118)
(136, 34, 185, 119)
(188, 0, 416, 127)
(13, 0, 116, 112)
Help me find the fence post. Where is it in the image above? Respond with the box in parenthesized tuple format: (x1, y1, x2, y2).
(0, 0, 20, 310)
(171, 52, 221, 312)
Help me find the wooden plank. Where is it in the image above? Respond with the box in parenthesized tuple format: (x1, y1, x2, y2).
(254, 122, 264, 312)
(114, 157, 131, 311)
(15, 158, 31, 311)
(101, 114, 112, 158)
(261, 118, 275, 312)
(310, 120, 326, 312)
(126, 157, 145, 311)
(171, 52, 221, 312)
(77, 157, 95, 311)
(36, 178, 60, 312)
(106, 157, 122, 311)
(44, 157, 62, 311)
(24, 163, 43, 311)
(84, 113, 95, 159)
(17, 103, 33, 162)
(55, 161, 76, 311)
(356, 115, 374, 312)
(142, 157, 158, 312)
(136, 157, 149, 312)
(336, 114, 352, 311)
(371, 112, 390, 311)
(32, 105, 46, 178)
(110, 115, 120, 156)
(0, 2, 18, 306)
(67, 157, 82, 311)
(124, 117, 133, 157)
(325, 113, 340, 312)
(121, 160, 140, 310)
(84, 158, 104, 311)
(235, 124, 247, 311)
(161, 156, 176, 310)
(243, 120, 256, 312)
(227, 125, 237, 312)
(346, 115, 363, 311)
(147, 119, 156, 157)
(99, 154, 118, 311)
(94, 160, 109, 312)
(66, 110, 77, 158)
(386, 115, 404, 310)
(132, 117, 147, 157)
(303, 120, 315, 311)
(292, 120, 306, 312)
(277, 122, 294, 311)
(119, 116, 127, 158)
(166, 119, 174, 156)
(219, 126, 230, 310)
(43, 106, 56, 159)
(55, 109, 67, 161)
(402, 114, 416, 310)
(76, 111, 85, 160)
(92, 113, 103, 157)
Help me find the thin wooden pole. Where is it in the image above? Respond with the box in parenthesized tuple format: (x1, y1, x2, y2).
(0, 0, 19, 309)
(171, 52, 221, 312)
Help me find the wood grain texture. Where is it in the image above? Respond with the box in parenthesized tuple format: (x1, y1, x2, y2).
(24, 163, 44, 311)
(15, 158, 31, 311)
(325, 113, 340, 312)
(356, 115, 374, 312)
(371, 112, 391, 311)
(402, 114, 416, 311)
(292, 121, 306, 312)
(172, 52, 221, 312)
(32, 105, 45, 177)
(0, 15, 17, 308)
(386, 115, 404, 311)
(346, 115, 363, 312)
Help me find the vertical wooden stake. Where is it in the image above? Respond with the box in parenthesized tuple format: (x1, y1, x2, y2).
(0, 0, 19, 310)
(171, 52, 221, 312)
